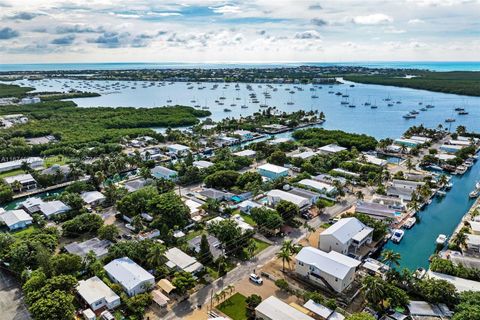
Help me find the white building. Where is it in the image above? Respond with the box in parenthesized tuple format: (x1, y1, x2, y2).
(4, 173, 37, 192)
(466, 234, 480, 253)
(81, 191, 106, 207)
(165, 247, 204, 274)
(77, 276, 121, 311)
(238, 200, 262, 214)
(20, 97, 41, 105)
(0, 209, 33, 231)
(258, 163, 289, 180)
(303, 299, 345, 320)
(0, 157, 43, 173)
(295, 247, 360, 293)
(104, 257, 155, 296)
(266, 189, 310, 209)
(233, 149, 257, 158)
(317, 144, 347, 155)
(292, 151, 317, 160)
(298, 179, 336, 195)
(20, 198, 71, 218)
(255, 296, 315, 320)
(319, 217, 373, 255)
(361, 154, 388, 167)
(167, 143, 190, 156)
(192, 160, 214, 169)
(151, 165, 178, 181)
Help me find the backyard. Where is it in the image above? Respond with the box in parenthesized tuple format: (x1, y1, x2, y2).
(216, 293, 248, 320)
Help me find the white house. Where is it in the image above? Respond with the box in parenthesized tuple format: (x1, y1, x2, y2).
(361, 154, 388, 167)
(0, 157, 43, 173)
(266, 189, 310, 209)
(298, 179, 336, 195)
(238, 200, 262, 214)
(0, 209, 33, 231)
(257, 163, 289, 180)
(233, 149, 257, 158)
(319, 217, 373, 255)
(4, 173, 37, 192)
(292, 151, 317, 160)
(165, 247, 204, 274)
(317, 144, 347, 155)
(233, 129, 253, 141)
(104, 257, 155, 296)
(255, 296, 315, 320)
(76, 276, 121, 311)
(295, 247, 360, 293)
(303, 299, 345, 320)
(151, 165, 178, 181)
(81, 191, 106, 207)
(192, 160, 214, 169)
(167, 143, 190, 156)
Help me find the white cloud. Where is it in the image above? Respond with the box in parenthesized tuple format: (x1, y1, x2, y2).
(353, 13, 393, 25)
(407, 19, 425, 25)
(212, 5, 241, 14)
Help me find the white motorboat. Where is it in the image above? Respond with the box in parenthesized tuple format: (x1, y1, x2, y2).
(404, 217, 416, 229)
(436, 234, 447, 245)
(391, 229, 405, 243)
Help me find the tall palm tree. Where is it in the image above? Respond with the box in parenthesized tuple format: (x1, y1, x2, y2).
(438, 174, 448, 187)
(381, 249, 401, 268)
(147, 243, 166, 267)
(277, 248, 292, 272)
(362, 276, 386, 306)
(452, 232, 468, 250)
(355, 190, 364, 200)
(247, 239, 257, 258)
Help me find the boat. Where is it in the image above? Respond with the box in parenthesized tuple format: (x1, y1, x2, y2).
(404, 217, 416, 229)
(420, 107, 427, 111)
(458, 111, 469, 115)
(403, 114, 416, 119)
(223, 108, 232, 112)
(391, 229, 405, 243)
(436, 234, 447, 246)
(445, 118, 456, 123)
(410, 110, 419, 115)
(437, 190, 447, 197)
(414, 268, 427, 279)
(454, 107, 464, 111)
(469, 190, 479, 198)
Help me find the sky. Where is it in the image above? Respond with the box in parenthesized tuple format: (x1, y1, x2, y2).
(0, 0, 479, 64)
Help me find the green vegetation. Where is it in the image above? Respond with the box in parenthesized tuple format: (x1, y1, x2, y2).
(0, 83, 34, 98)
(217, 293, 248, 320)
(292, 128, 377, 151)
(430, 257, 480, 282)
(344, 71, 480, 97)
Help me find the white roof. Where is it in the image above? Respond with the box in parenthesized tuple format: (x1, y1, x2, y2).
(0, 157, 43, 172)
(238, 200, 261, 209)
(193, 160, 214, 168)
(318, 144, 346, 153)
(168, 143, 190, 151)
(255, 296, 314, 320)
(470, 221, 480, 233)
(410, 136, 432, 143)
(435, 153, 457, 161)
(258, 163, 289, 174)
(427, 270, 480, 292)
(233, 149, 256, 157)
(184, 199, 202, 213)
(104, 257, 154, 291)
(165, 247, 203, 273)
(299, 179, 335, 193)
(39, 200, 71, 217)
(266, 189, 309, 207)
(303, 299, 332, 318)
(292, 151, 317, 160)
(20, 197, 44, 209)
(233, 129, 252, 135)
(361, 154, 388, 166)
(467, 234, 480, 246)
(269, 137, 292, 145)
(81, 191, 106, 204)
(77, 276, 120, 306)
(296, 247, 360, 280)
(4, 173, 36, 184)
(321, 217, 373, 244)
(0, 209, 32, 228)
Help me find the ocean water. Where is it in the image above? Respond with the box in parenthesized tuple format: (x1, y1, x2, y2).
(0, 61, 479, 72)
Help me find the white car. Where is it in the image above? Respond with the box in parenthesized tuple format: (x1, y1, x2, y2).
(249, 273, 263, 284)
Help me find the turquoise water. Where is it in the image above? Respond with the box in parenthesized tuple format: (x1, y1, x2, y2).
(384, 159, 479, 271)
(1, 61, 479, 71)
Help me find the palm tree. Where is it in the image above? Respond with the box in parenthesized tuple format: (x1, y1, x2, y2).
(226, 284, 235, 295)
(400, 144, 408, 154)
(147, 243, 166, 267)
(438, 174, 448, 187)
(381, 249, 401, 268)
(281, 240, 299, 255)
(408, 199, 420, 213)
(247, 238, 257, 258)
(355, 190, 364, 200)
(452, 232, 468, 250)
(362, 276, 386, 306)
(277, 248, 292, 272)
(405, 157, 414, 172)
(213, 292, 221, 305)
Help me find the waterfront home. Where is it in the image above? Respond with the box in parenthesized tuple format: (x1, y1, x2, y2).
(427, 270, 480, 292)
(255, 296, 315, 320)
(361, 258, 390, 279)
(104, 257, 155, 296)
(319, 217, 373, 255)
(266, 189, 310, 209)
(151, 165, 178, 181)
(435, 153, 457, 162)
(268, 137, 292, 145)
(80, 191, 106, 207)
(257, 163, 289, 180)
(303, 299, 345, 320)
(20, 97, 41, 104)
(409, 136, 432, 144)
(448, 139, 473, 147)
(215, 135, 239, 147)
(292, 151, 317, 160)
(298, 179, 336, 195)
(331, 168, 360, 178)
(165, 247, 204, 274)
(124, 178, 148, 193)
(465, 234, 480, 253)
(355, 201, 398, 221)
(233, 129, 254, 141)
(192, 160, 214, 169)
(394, 138, 421, 148)
(76, 276, 121, 311)
(295, 246, 360, 293)
(233, 149, 256, 158)
(65, 238, 112, 259)
(187, 235, 222, 259)
(360, 154, 388, 167)
(41, 164, 71, 180)
(288, 187, 321, 205)
(262, 123, 288, 133)
(0, 157, 43, 173)
(167, 143, 190, 156)
(238, 199, 262, 214)
(317, 144, 347, 155)
(387, 179, 425, 201)
(408, 301, 453, 319)
(20, 198, 71, 218)
(4, 173, 37, 192)
(0, 209, 33, 231)
(440, 144, 464, 154)
(470, 221, 480, 235)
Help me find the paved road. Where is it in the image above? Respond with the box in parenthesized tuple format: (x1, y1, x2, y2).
(0, 268, 30, 320)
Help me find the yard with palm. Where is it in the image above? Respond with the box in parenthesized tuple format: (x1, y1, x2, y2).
(216, 292, 248, 320)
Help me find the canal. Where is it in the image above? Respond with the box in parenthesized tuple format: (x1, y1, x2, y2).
(383, 155, 480, 271)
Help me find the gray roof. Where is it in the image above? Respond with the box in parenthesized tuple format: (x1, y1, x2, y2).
(187, 235, 222, 259)
(64, 237, 111, 258)
(165, 247, 203, 273)
(151, 166, 177, 177)
(321, 217, 373, 244)
(355, 201, 396, 219)
(256, 296, 314, 320)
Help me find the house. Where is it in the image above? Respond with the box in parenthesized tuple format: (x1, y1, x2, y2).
(440, 144, 463, 154)
(231, 214, 255, 233)
(41, 164, 71, 180)
(319, 217, 373, 255)
(394, 138, 421, 148)
(184, 199, 203, 218)
(361, 154, 388, 167)
(298, 179, 336, 195)
(198, 188, 232, 201)
(0, 157, 43, 173)
(331, 168, 360, 178)
(295, 247, 360, 293)
(188, 235, 222, 259)
(303, 299, 345, 320)
(408, 301, 453, 319)
(215, 135, 239, 147)
(65, 238, 112, 259)
(4, 173, 37, 192)
(427, 270, 480, 292)
(387, 179, 425, 201)
(466, 234, 480, 253)
(233, 149, 257, 158)
(266, 189, 310, 209)
(233, 129, 253, 141)
(288, 187, 321, 205)
(20, 97, 41, 104)
(124, 178, 148, 193)
(317, 144, 347, 155)
(104, 257, 155, 296)
(76, 276, 121, 311)
(361, 258, 390, 278)
(470, 221, 480, 235)
(192, 160, 214, 169)
(255, 296, 315, 320)
(165, 247, 204, 274)
(81, 191, 106, 207)
(26, 135, 57, 145)
(269, 137, 292, 145)
(151, 166, 178, 181)
(20, 198, 71, 218)
(258, 163, 289, 180)
(355, 201, 397, 221)
(292, 151, 317, 160)
(0, 209, 33, 231)
(238, 200, 262, 214)
(167, 143, 190, 156)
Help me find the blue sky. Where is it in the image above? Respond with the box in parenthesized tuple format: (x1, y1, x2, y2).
(0, 0, 479, 63)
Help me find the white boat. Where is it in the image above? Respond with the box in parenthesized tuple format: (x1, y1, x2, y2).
(391, 229, 405, 243)
(436, 234, 447, 245)
(414, 267, 427, 279)
(469, 190, 479, 198)
(404, 217, 416, 229)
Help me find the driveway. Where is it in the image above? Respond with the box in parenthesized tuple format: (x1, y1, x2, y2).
(0, 268, 30, 320)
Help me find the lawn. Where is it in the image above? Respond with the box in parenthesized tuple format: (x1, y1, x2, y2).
(12, 225, 38, 238)
(252, 238, 270, 255)
(216, 293, 247, 320)
(184, 229, 205, 241)
(0, 169, 26, 179)
(44, 155, 69, 167)
(238, 211, 256, 226)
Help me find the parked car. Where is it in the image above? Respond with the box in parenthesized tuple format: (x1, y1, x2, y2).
(249, 273, 263, 285)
